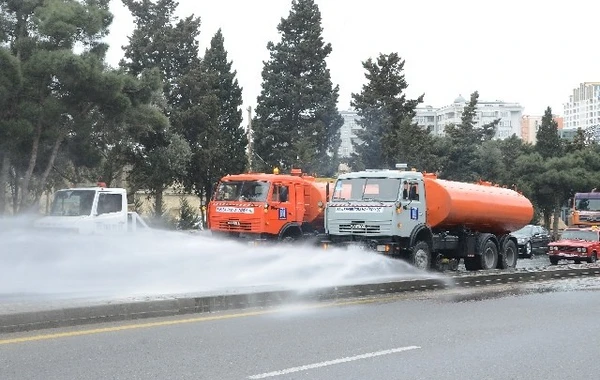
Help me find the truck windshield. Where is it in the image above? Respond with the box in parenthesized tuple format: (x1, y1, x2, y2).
(561, 230, 599, 241)
(49, 190, 96, 216)
(213, 181, 270, 202)
(332, 178, 401, 202)
(575, 197, 600, 211)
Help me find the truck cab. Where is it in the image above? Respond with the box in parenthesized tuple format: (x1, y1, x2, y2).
(34, 184, 149, 235)
(548, 227, 600, 265)
(325, 167, 424, 249)
(569, 192, 600, 226)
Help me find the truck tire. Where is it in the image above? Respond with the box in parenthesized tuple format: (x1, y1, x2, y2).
(410, 241, 431, 270)
(479, 239, 498, 270)
(497, 239, 518, 269)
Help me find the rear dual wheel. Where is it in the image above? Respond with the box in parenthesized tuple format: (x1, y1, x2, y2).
(466, 238, 516, 271)
(497, 240, 518, 269)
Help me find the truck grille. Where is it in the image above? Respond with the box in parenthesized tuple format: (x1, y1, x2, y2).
(338, 222, 381, 234)
(218, 220, 255, 232)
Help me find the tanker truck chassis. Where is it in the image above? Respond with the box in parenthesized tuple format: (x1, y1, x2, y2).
(321, 165, 534, 271)
(323, 226, 520, 271)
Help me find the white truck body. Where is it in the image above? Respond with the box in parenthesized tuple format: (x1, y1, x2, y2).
(34, 186, 150, 235)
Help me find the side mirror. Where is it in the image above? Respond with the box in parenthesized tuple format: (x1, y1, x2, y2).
(568, 198, 573, 208)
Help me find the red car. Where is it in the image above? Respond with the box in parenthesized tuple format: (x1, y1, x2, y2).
(548, 227, 600, 265)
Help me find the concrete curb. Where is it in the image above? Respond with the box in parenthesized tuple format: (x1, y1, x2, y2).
(2, 266, 599, 334)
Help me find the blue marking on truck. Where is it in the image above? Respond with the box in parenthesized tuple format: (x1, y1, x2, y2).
(410, 207, 418, 220)
(279, 207, 287, 220)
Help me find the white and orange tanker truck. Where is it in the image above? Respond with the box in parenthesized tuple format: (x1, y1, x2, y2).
(321, 164, 534, 271)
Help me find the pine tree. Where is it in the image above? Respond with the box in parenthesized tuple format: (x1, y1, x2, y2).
(535, 106, 562, 158)
(564, 127, 586, 153)
(202, 29, 247, 179)
(177, 196, 198, 230)
(350, 53, 424, 170)
(252, 0, 342, 176)
(121, 0, 196, 218)
(121, 0, 201, 106)
(175, 29, 247, 204)
(0, 0, 142, 212)
(442, 91, 499, 181)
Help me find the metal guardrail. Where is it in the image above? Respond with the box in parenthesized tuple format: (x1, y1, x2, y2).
(1, 265, 599, 334)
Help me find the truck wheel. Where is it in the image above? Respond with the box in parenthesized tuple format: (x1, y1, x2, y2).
(410, 241, 431, 270)
(497, 240, 518, 269)
(479, 239, 498, 270)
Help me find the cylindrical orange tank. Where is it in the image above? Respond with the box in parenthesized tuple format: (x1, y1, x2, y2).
(303, 178, 334, 226)
(424, 175, 534, 234)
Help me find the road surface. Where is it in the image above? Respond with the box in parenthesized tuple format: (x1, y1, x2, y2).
(1, 278, 599, 380)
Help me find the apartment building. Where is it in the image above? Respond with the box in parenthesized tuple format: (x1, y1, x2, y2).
(521, 115, 564, 144)
(415, 95, 524, 139)
(563, 82, 600, 130)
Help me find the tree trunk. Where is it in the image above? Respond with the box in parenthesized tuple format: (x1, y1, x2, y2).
(34, 134, 65, 203)
(19, 120, 43, 212)
(154, 185, 164, 222)
(0, 153, 9, 216)
(543, 210, 551, 230)
(11, 167, 19, 214)
(552, 197, 562, 241)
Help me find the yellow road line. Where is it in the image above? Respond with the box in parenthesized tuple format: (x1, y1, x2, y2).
(0, 296, 396, 346)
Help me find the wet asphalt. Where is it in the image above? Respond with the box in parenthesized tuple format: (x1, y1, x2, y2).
(1, 277, 599, 380)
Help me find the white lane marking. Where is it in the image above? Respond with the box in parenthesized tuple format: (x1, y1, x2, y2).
(248, 346, 421, 379)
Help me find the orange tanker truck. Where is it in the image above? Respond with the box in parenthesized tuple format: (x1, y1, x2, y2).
(321, 164, 534, 271)
(208, 168, 334, 243)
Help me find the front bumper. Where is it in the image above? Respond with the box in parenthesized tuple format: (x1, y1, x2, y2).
(320, 235, 400, 253)
(549, 253, 589, 260)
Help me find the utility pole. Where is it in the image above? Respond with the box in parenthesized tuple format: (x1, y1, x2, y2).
(246, 106, 253, 172)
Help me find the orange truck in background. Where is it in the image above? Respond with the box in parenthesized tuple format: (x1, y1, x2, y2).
(568, 191, 600, 227)
(208, 168, 334, 243)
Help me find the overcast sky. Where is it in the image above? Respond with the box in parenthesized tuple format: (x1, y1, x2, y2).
(105, 0, 597, 124)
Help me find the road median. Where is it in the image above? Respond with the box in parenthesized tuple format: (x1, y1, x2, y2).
(2, 264, 599, 333)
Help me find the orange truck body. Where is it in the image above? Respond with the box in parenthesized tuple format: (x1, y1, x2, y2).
(424, 176, 534, 234)
(208, 169, 334, 241)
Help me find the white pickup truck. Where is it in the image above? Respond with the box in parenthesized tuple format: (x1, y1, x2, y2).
(34, 183, 150, 235)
